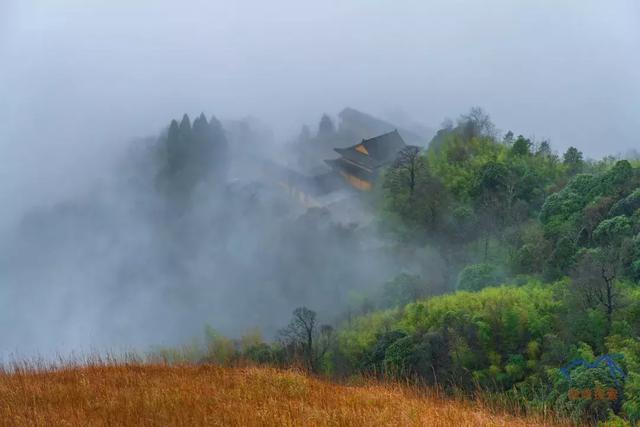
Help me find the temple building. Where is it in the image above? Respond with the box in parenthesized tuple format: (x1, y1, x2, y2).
(325, 129, 407, 191)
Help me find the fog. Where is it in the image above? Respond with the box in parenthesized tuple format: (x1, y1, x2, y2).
(1, 0, 639, 357)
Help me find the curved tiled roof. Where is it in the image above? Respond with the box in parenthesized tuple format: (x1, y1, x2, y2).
(333, 130, 406, 170)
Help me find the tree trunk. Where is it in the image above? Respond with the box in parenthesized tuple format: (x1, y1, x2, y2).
(484, 233, 489, 263)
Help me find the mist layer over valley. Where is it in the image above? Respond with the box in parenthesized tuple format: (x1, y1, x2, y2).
(0, 109, 435, 357)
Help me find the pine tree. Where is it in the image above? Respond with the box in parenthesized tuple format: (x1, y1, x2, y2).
(166, 120, 181, 174)
(179, 114, 192, 144)
(192, 113, 211, 182)
(156, 112, 231, 208)
(317, 114, 335, 138)
(209, 115, 229, 181)
(563, 146, 584, 175)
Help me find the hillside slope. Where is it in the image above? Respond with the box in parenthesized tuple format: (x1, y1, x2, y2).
(0, 363, 567, 426)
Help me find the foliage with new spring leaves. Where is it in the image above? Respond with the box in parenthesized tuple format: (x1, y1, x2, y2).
(146, 108, 640, 425)
(232, 109, 640, 425)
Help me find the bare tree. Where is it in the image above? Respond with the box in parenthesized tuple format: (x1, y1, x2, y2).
(458, 107, 496, 140)
(278, 306, 334, 372)
(570, 250, 621, 334)
(390, 146, 422, 195)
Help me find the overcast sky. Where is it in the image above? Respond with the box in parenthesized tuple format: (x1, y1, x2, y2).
(1, 0, 639, 216)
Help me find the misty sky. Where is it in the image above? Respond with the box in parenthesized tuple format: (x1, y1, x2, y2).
(1, 0, 639, 221)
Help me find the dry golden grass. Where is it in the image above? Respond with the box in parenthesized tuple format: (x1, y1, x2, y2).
(0, 362, 569, 426)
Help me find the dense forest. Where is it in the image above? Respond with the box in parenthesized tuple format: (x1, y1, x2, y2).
(156, 108, 640, 426)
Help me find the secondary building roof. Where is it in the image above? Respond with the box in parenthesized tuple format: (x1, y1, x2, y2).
(331, 129, 407, 171)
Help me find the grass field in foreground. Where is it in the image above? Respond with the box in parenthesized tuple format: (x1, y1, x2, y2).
(0, 363, 569, 426)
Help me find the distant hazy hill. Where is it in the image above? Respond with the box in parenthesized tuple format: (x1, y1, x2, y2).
(337, 107, 431, 148)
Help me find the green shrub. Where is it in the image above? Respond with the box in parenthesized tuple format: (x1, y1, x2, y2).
(622, 372, 640, 425)
(360, 330, 407, 374)
(609, 189, 640, 217)
(456, 263, 503, 291)
(203, 325, 238, 364)
(243, 343, 274, 364)
(383, 335, 419, 378)
(381, 274, 428, 308)
(593, 216, 633, 245)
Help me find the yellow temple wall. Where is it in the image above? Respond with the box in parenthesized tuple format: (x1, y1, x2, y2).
(339, 171, 372, 191)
